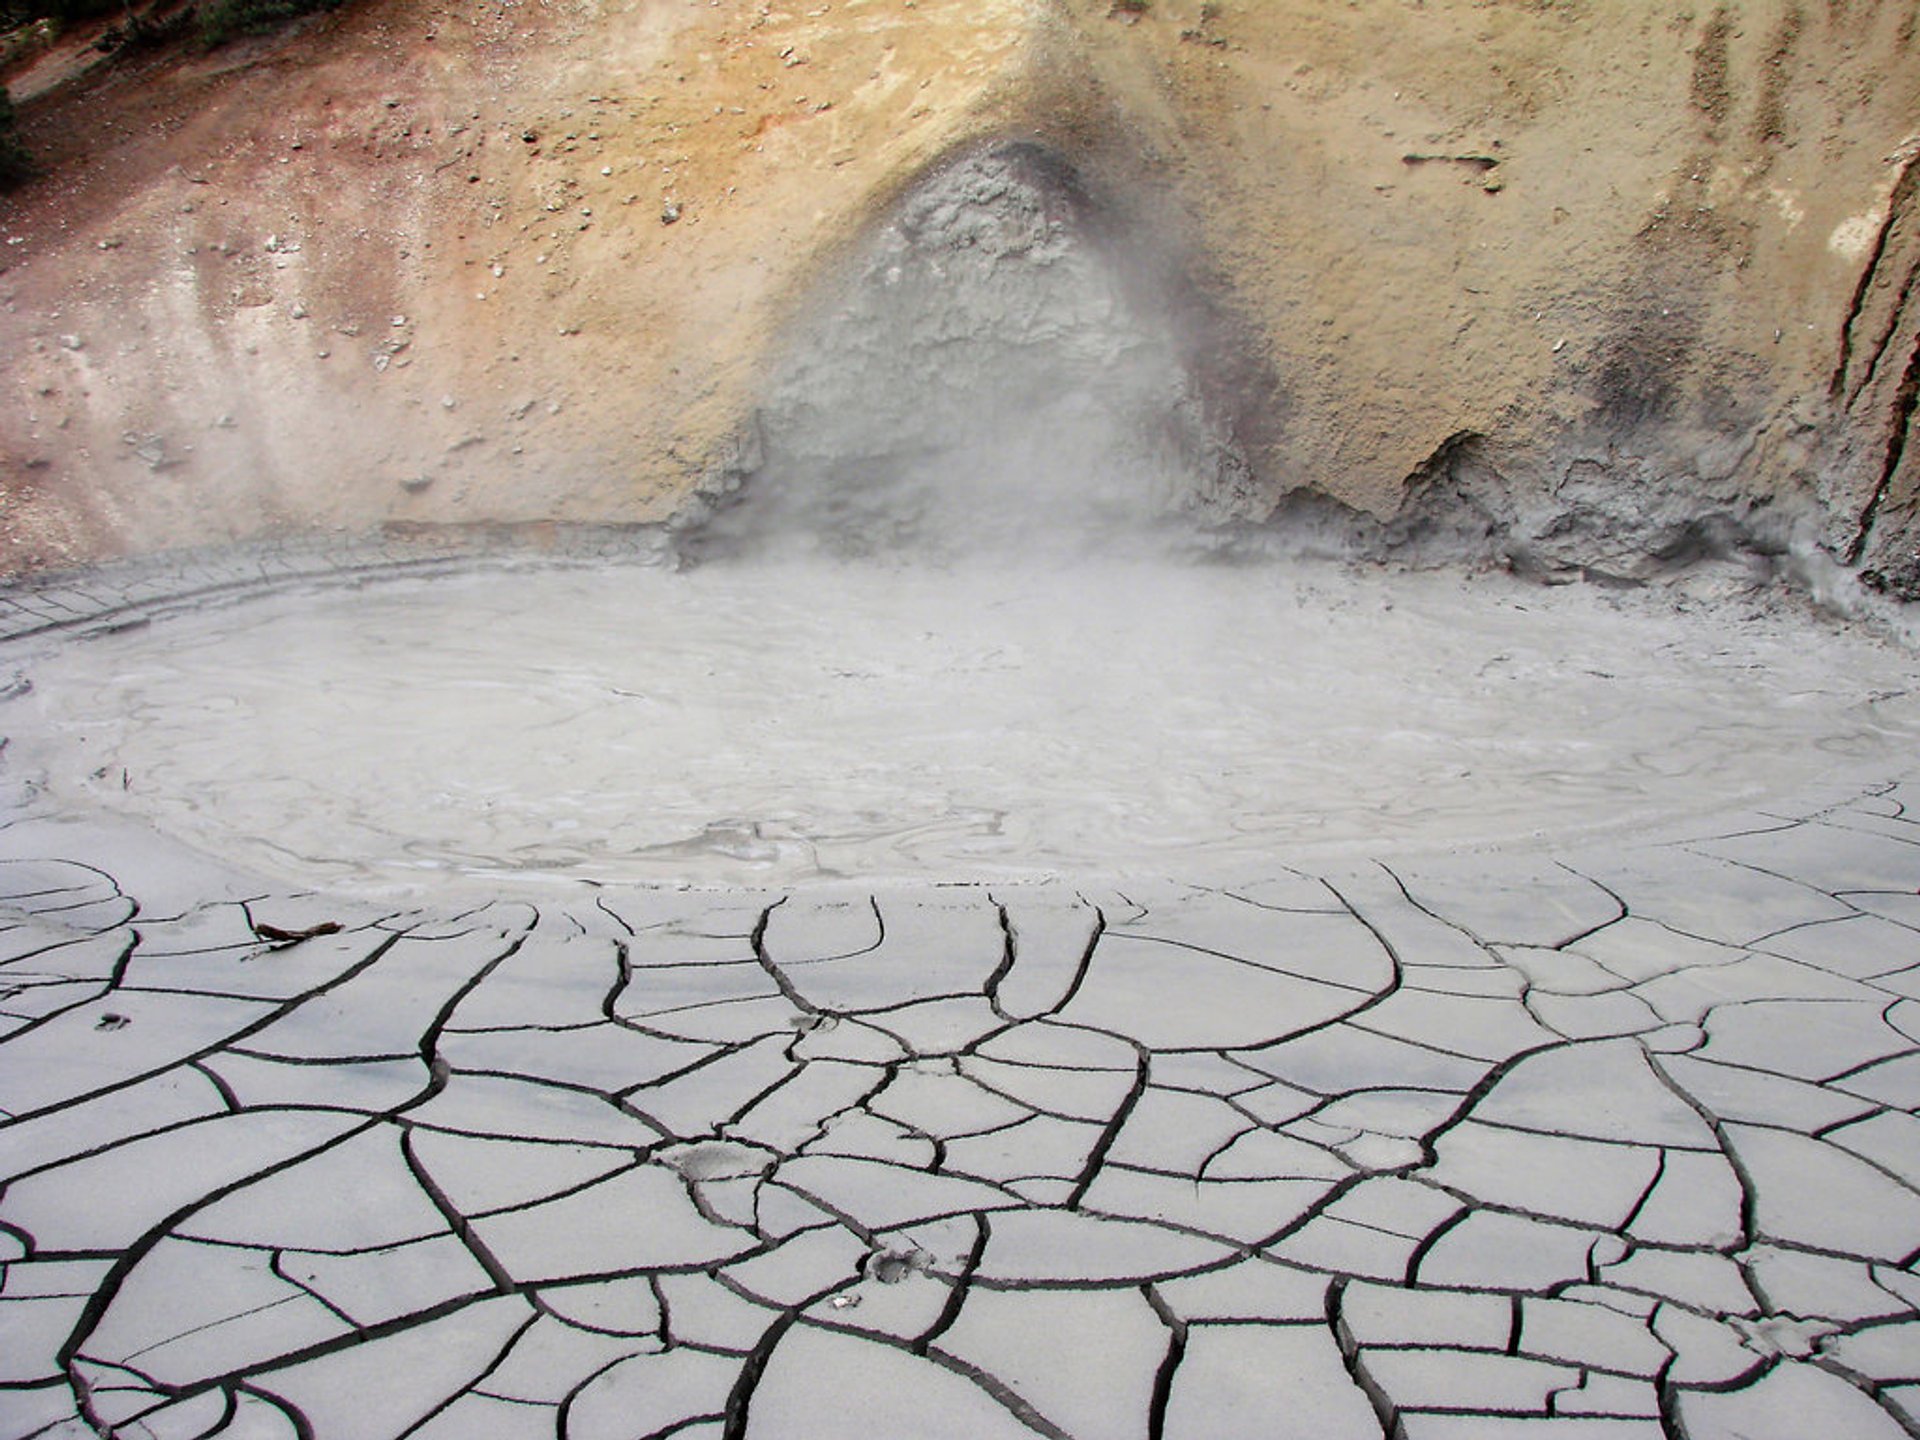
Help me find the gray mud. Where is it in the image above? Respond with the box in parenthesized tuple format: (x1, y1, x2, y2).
(6, 555, 1917, 895)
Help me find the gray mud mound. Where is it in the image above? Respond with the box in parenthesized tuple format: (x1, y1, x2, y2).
(688, 141, 1256, 561)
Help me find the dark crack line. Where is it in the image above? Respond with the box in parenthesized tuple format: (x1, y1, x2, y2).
(592, 897, 637, 939)
(1619, 1146, 1671, 1238)
(1211, 872, 1347, 913)
(1810, 1352, 1920, 1440)
(1098, 930, 1384, 997)
(615, 1038, 759, 1102)
(909, 1212, 988, 1356)
(395, 1307, 540, 1440)
(1370, 862, 1510, 957)
(918, 1344, 1077, 1440)
(983, 901, 1018, 1022)
(1328, 1277, 1399, 1440)
(87, 1288, 506, 1424)
(1142, 1282, 1189, 1440)
(56, 1114, 389, 1402)
(1342, 1018, 1534, 1070)
(746, 896, 820, 1019)
(1551, 863, 1631, 949)
(1064, 1040, 1151, 1210)
(0, 925, 133, 971)
(719, 1307, 799, 1440)
(1402, 1205, 1471, 1288)
(2, 927, 411, 1127)
(0, 931, 136, 1042)
(1040, 905, 1106, 1019)
(464, 1156, 651, 1226)
(270, 1249, 363, 1332)
(398, 1125, 518, 1293)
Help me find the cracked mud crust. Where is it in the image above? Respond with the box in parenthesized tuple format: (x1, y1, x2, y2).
(1, 547, 1919, 1438)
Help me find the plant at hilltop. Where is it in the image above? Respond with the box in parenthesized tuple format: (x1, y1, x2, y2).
(0, 0, 124, 29)
(196, 0, 341, 47)
(0, 85, 33, 189)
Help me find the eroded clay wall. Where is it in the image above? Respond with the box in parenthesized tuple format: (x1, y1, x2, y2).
(1, 0, 1917, 587)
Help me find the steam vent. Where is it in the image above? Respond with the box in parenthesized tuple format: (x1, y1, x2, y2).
(5, 3, 1920, 1438)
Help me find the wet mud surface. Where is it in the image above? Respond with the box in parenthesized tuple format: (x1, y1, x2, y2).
(6, 552, 1919, 894)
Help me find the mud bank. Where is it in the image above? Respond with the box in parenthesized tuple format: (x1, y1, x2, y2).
(2, 1, 1918, 592)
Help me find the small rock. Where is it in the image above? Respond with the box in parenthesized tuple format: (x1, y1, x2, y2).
(601, 164, 612, 176)
(400, 474, 433, 493)
(491, 263, 504, 278)
(58, 334, 82, 351)
(440, 395, 457, 409)
(95, 1013, 131, 1031)
(661, 200, 682, 225)
(390, 315, 407, 327)
(124, 433, 167, 469)
(289, 301, 309, 319)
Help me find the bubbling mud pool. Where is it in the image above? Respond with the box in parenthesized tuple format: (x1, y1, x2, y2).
(6, 555, 1919, 895)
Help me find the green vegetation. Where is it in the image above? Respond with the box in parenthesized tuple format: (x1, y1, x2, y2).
(0, 0, 121, 40)
(0, 84, 31, 188)
(0, 0, 343, 55)
(0, 0, 342, 188)
(195, 0, 341, 49)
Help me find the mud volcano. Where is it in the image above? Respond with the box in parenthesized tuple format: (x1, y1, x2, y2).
(4, 144, 1920, 1440)
(6, 145, 1918, 896)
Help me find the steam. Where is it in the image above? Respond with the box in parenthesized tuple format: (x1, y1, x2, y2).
(681, 142, 1253, 566)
